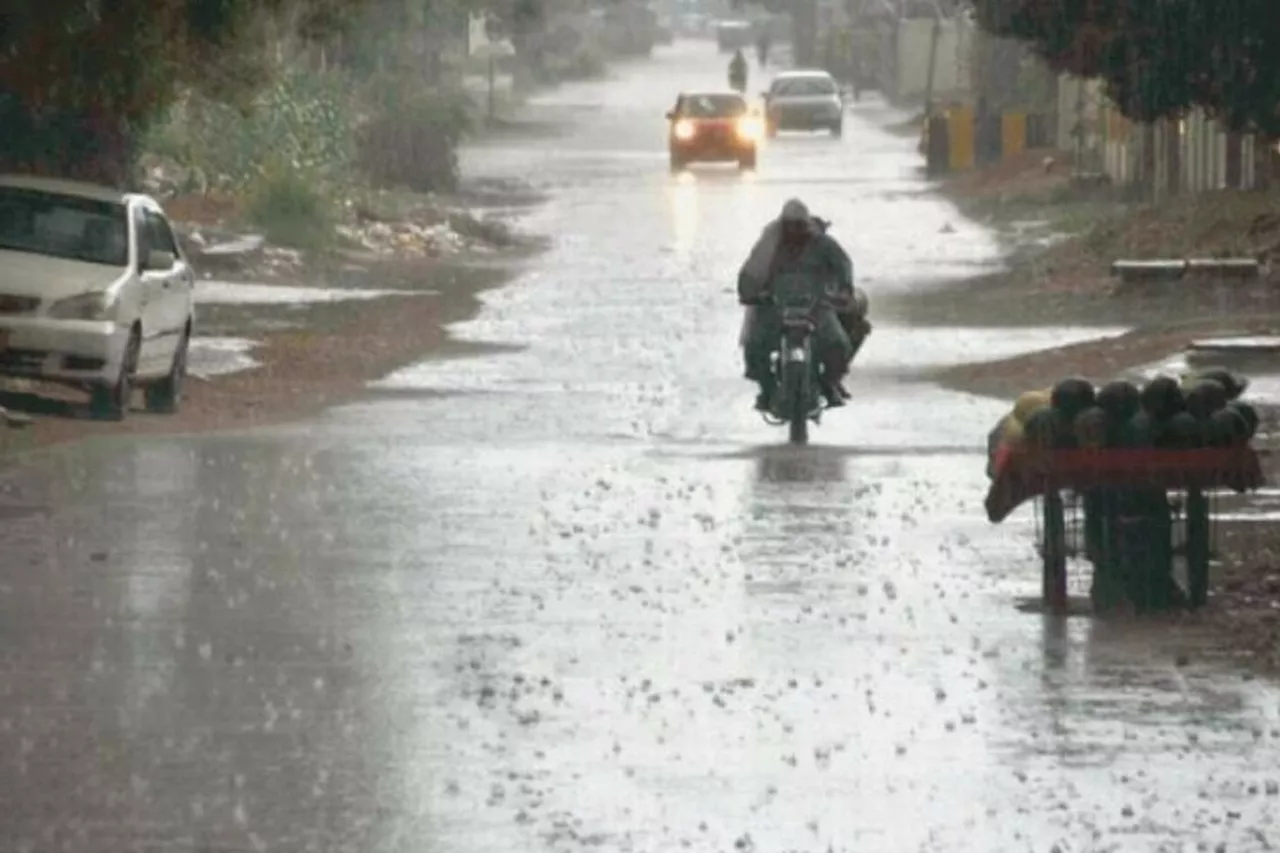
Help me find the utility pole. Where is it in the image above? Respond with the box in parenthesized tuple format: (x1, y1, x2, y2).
(487, 53, 496, 122)
(793, 0, 817, 67)
(1073, 76, 1085, 172)
(922, 0, 942, 113)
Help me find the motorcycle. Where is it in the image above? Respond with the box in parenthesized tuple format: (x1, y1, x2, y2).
(743, 217, 863, 445)
(760, 291, 826, 445)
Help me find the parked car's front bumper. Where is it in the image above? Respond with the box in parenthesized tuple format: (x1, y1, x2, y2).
(0, 317, 128, 384)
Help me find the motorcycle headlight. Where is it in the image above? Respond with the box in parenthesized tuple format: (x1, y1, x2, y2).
(673, 119, 696, 141)
(48, 291, 116, 321)
(736, 116, 764, 141)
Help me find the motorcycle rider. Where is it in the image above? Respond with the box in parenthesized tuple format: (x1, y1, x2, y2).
(728, 48, 748, 93)
(755, 32, 771, 67)
(737, 199, 862, 411)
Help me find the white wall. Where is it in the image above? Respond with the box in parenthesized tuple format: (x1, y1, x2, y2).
(894, 17, 970, 101)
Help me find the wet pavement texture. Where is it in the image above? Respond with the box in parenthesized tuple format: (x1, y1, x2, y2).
(4, 41, 1280, 853)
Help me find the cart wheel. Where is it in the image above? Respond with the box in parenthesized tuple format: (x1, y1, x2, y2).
(1042, 491, 1068, 613)
(1185, 488, 1210, 609)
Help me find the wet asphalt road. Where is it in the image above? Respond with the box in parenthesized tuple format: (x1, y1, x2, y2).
(5, 41, 1280, 853)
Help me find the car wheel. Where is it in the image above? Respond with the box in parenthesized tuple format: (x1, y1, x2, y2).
(738, 149, 757, 170)
(145, 323, 190, 415)
(91, 324, 140, 422)
(831, 122, 843, 138)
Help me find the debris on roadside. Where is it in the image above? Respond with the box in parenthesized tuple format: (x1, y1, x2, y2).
(336, 220, 470, 258)
(334, 201, 521, 258)
(168, 197, 521, 280)
(260, 246, 306, 277)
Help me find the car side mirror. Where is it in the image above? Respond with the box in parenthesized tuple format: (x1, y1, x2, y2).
(665, 110, 676, 120)
(144, 249, 175, 271)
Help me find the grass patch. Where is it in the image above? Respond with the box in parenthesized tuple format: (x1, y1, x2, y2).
(243, 170, 335, 250)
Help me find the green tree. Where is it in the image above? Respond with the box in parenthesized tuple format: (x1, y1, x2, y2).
(0, 0, 358, 182)
(972, 0, 1280, 137)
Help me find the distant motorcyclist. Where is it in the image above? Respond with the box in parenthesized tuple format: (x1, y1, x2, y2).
(755, 32, 771, 67)
(728, 49, 748, 93)
(737, 199, 867, 411)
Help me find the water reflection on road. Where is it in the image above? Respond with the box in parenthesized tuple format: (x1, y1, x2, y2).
(0, 38, 1277, 853)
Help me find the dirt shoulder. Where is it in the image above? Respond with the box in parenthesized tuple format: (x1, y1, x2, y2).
(915, 151, 1280, 397)
(885, 149, 1280, 329)
(0, 96, 554, 458)
(0, 254, 519, 459)
(913, 149, 1280, 669)
(932, 317, 1280, 401)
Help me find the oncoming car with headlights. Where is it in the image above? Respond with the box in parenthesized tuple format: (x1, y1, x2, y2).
(763, 70, 844, 137)
(0, 175, 196, 420)
(666, 91, 762, 171)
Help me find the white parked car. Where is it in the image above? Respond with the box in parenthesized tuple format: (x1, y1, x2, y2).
(0, 175, 195, 419)
(762, 69, 845, 138)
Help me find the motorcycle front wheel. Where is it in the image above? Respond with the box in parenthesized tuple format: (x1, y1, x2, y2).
(785, 359, 809, 445)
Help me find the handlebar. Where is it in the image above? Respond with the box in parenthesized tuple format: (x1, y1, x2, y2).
(751, 291, 852, 310)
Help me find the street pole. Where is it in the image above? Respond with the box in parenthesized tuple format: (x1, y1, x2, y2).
(923, 5, 941, 114)
(1073, 75, 1084, 173)
(487, 53, 496, 122)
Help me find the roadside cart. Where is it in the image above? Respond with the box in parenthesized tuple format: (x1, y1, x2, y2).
(985, 445, 1265, 614)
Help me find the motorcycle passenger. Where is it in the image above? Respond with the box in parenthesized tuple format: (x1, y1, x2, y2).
(737, 199, 857, 411)
(728, 49, 748, 93)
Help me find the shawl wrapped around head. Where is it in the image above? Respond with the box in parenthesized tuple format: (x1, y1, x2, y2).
(736, 217, 825, 346)
(737, 217, 822, 304)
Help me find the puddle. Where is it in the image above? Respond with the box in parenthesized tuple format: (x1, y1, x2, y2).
(1216, 511, 1280, 522)
(1213, 486, 1280, 523)
(871, 326, 1129, 370)
(1191, 336, 1280, 351)
(997, 486, 1280, 530)
(195, 281, 431, 305)
(848, 92, 921, 128)
(189, 337, 261, 378)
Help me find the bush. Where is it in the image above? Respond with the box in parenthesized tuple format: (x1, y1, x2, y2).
(563, 44, 606, 80)
(355, 79, 473, 193)
(244, 168, 334, 249)
(144, 66, 355, 192)
(532, 42, 606, 85)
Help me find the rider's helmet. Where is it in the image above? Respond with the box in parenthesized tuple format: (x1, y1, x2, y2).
(780, 198, 810, 222)
(779, 199, 813, 242)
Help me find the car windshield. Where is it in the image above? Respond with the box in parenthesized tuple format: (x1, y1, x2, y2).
(771, 76, 837, 96)
(681, 94, 747, 118)
(0, 187, 129, 267)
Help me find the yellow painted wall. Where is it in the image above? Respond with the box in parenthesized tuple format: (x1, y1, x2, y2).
(1001, 112, 1027, 158)
(947, 105, 974, 172)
